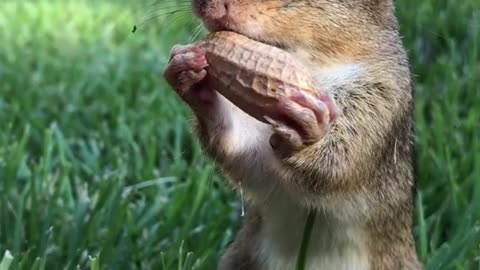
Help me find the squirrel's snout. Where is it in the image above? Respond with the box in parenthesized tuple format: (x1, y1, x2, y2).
(193, 0, 230, 19)
(192, 0, 233, 31)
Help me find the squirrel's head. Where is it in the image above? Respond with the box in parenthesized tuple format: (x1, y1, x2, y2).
(193, 0, 398, 60)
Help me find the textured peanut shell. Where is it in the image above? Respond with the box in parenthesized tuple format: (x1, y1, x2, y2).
(200, 31, 317, 123)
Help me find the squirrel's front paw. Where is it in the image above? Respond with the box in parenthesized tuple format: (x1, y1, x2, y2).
(163, 43, 217, 111)
(266, 89, 340, 157)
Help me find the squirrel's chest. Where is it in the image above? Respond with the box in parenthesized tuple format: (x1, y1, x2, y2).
(254, 194, 370, 270)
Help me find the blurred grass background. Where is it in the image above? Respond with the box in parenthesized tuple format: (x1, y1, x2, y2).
(0, 0, 479, 269)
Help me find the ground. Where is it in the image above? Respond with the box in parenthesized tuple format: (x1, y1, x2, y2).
(0, 0, 479, 269)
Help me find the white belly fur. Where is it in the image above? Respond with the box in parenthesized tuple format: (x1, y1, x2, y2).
(254, 192, 370, 270)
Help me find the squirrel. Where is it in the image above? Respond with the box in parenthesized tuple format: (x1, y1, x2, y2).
(163, 0, 422, 269)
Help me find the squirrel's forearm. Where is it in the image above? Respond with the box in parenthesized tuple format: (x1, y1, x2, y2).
(281, 81, 412, 197)
(193, 93, 274, 168)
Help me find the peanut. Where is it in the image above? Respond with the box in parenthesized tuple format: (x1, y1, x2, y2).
(199, 31, 318, 123)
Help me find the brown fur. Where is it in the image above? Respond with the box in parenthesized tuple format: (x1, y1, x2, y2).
(180, 0, 422, 269)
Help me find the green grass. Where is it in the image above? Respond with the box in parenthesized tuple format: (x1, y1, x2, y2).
(0, 0, 479, 269)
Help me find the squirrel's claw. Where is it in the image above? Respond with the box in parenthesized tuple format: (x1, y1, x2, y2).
(264, 116, 303, 157)
(265, 89, 338, 156)
(163, 43, 216, 109)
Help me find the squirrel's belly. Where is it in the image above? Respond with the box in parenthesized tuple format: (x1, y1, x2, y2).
(257, 225, 370, 270)
(257, 252, 369, 270)
(255, 193, 370, 270)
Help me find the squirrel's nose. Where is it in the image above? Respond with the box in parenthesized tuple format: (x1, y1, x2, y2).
(223, 1, 230, 13)
(193, 0, 230, 19)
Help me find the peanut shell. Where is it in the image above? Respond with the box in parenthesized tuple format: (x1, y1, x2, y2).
(200, 31, 318, 123)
